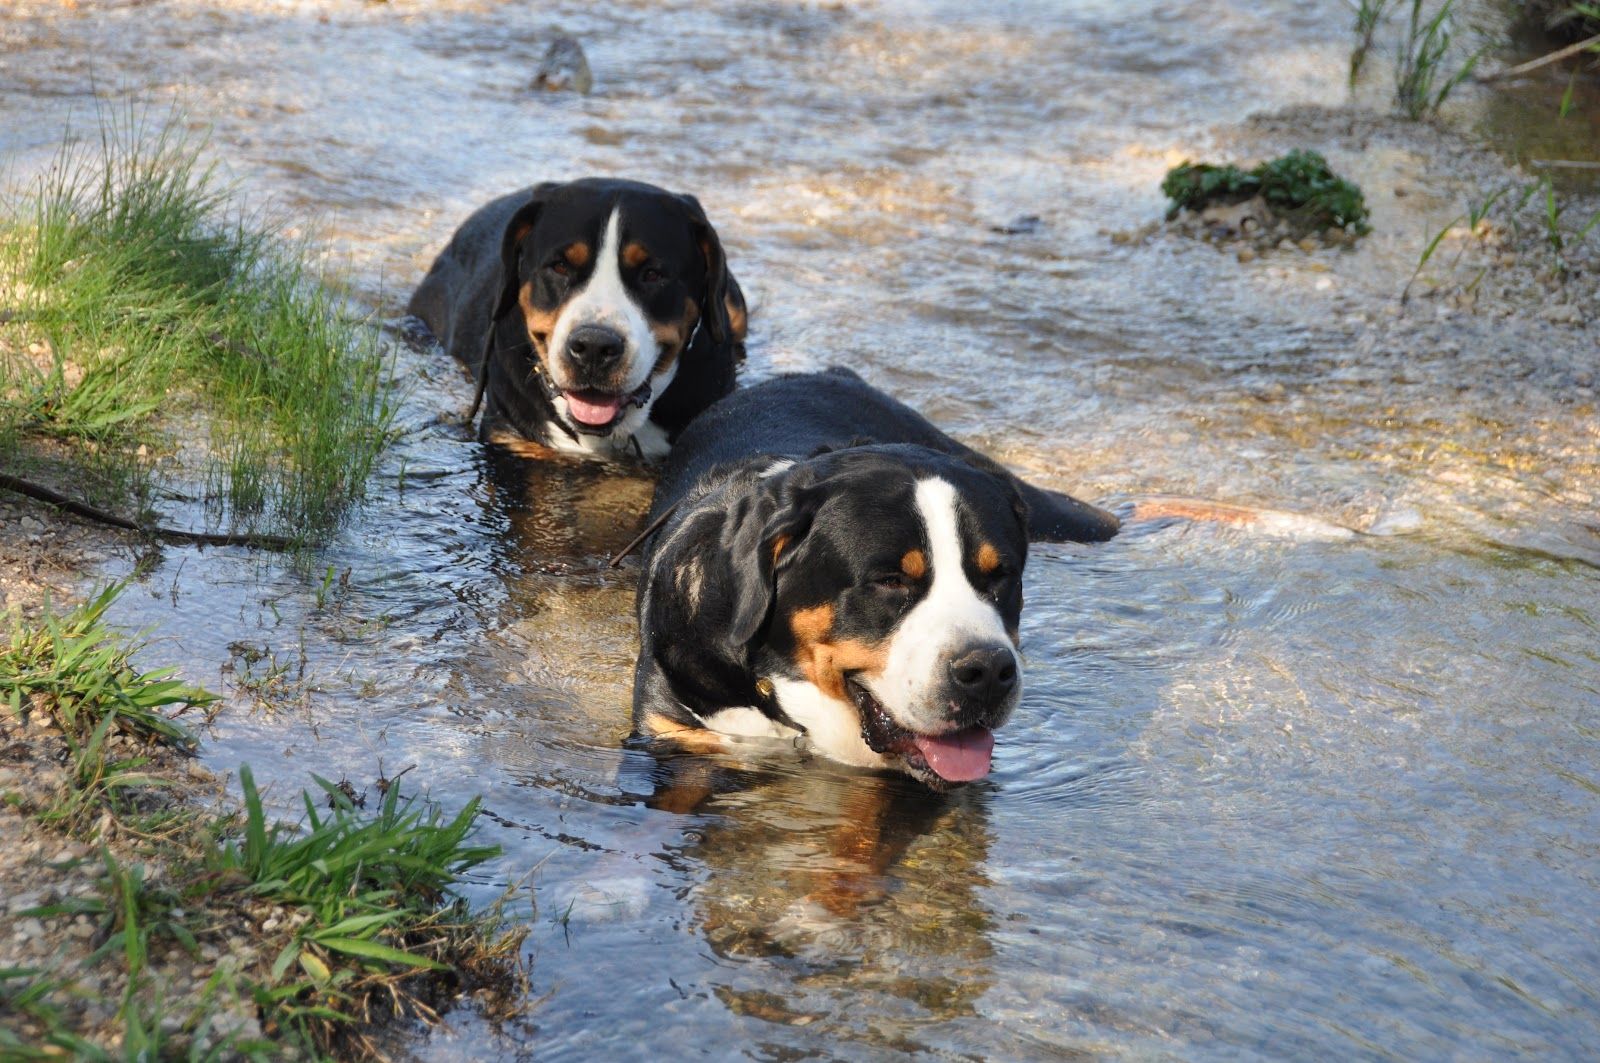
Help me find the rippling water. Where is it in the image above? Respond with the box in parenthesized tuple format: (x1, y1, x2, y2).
(4, 2, 1598, 1059)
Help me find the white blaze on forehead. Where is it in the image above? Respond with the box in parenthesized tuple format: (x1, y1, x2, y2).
(865, 477, 1019, 733)
(544, 206, 660, 391)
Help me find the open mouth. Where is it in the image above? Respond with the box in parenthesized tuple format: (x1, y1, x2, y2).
(561, 379, 652, 434)
(845, 676, 995, 789)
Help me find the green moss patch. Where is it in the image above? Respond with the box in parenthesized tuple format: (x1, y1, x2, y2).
(1162, 149, 1372, 234)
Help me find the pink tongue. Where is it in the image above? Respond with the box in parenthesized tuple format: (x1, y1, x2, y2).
(911, 727, 995, 782)
(565, 392, 624, 426)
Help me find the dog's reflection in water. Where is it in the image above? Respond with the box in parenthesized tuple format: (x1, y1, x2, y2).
(626, 748, 998, 1028)
(474, 444, 654, 567)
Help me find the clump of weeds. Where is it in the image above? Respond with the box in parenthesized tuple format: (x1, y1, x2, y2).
(0, 106, 399, 543)
(1, 586, 530, 1059)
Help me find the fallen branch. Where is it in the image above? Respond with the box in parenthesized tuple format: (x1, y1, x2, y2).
(0, 472, 298, 550)
(1476, 33, 1600, 82)
(1530, 159, 1600, 170)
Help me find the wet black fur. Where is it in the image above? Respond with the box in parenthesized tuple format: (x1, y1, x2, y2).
(406, 177, 744, 449)
(632, 368, 1116, 738)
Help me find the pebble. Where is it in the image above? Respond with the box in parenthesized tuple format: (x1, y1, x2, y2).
(19, 516, 45, 534)
(1540, 304, 1583, 325)
(1297, 237, 1318, 253)
(1236, 247, 1257, 263)
(531, 35, 593, 95)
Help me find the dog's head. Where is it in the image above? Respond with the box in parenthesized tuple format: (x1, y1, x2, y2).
(657, 445, 1030, 789)
(492, 179, 745, 445)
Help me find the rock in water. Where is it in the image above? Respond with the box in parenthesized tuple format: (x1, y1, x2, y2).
(532, 36, 593, 95)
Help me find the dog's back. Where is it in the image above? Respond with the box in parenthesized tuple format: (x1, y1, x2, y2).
(651, 368, 1118, 543)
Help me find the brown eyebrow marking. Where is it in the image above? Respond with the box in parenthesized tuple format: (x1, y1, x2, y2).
(900, 549, 926, 580)
(771, 533, 792, 565)
(975, 543, 1000, 574)
(563, 242, 590, 268)
(622, 242, 649, 268)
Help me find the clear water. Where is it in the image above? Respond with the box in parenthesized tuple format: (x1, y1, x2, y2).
(3, 2, 1598, 1059)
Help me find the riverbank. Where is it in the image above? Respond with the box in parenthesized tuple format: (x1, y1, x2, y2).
(1, 568, 529, 1059)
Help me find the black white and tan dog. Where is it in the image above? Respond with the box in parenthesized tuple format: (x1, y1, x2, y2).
(407, 178, 747, 461)
(631, 368, 1120, 791)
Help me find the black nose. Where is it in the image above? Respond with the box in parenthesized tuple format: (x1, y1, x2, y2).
(948, 645, 1018, 706)
(565, 325, 626, 375)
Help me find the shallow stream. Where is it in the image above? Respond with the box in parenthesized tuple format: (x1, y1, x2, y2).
(3, 1, 1599, 1058)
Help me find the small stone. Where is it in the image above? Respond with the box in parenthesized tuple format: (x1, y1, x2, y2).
(1297, 237, 1318, 253)
(1277, 238, 1297, 252)
(531, 35, 594, 95)
(19, 516, 44, 535)
(1235, 246, 1257, 263)
(1540, 303, 1583, 325)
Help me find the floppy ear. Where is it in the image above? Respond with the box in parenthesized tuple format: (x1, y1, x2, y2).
(469, 183, 560, 422)
(721, 469, 821, 650)
(490, 182, 561, 324)
(676, 193, 739, 346)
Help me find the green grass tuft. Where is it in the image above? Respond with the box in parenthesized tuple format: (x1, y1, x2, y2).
(1, 587, 527, 1059)
(0, 108, 397, 538)
(1162, 149, 1372, 233)
(1395, 0, 1483, 119)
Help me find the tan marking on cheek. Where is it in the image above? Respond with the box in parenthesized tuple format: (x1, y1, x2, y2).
(643, 711, 727, 755)
(725, 294, 747, 341)
(790, 603, 834, 647)
(622, 242, 649, 268)
(790, 603, 886, 702)
(900, 549, 926, 580)
(649, 298, 698, 374)
(975, 543, 1001, 574)
(563, 242, 590, 268)
(517, 283, 559, 363)
(770, 533, 791, 566)
(806, 639, 888, 702)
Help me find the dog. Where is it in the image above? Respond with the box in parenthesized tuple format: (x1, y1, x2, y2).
(630, 368, 1120, 791)
(407, 178, 747, 461)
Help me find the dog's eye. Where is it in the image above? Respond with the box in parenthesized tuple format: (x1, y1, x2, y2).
(639, 266, 665, 284)
(982, 567, 1017, 597)
(870, 574, 912, 594)
(546, 260, 570, 277)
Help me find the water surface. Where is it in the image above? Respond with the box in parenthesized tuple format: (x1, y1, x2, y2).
(3, 2, 1598, 1059)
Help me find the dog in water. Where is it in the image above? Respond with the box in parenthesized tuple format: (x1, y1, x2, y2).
(408, 178, 747, 461)
(630, 368, 1119, 790)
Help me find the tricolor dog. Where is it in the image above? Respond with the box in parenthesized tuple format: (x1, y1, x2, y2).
(407, 178, 746, 461)
(632, 369, 1119, 790)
